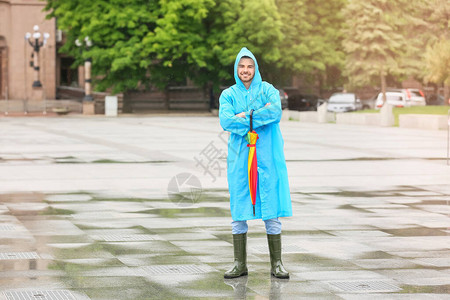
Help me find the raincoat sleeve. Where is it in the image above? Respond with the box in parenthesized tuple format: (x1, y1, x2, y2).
(251, 83, 282, 129)
(219, 90, 250, 136)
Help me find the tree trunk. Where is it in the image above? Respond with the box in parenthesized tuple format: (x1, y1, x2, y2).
(317, 72, 323, 99)
(205, 81, 214, 111)
(380, 71, 387, 104)
(444, 85, 449, 106)
(164, 86, 170, 110)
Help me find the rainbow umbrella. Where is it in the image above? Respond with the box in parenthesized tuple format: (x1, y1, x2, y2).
(247, 110, 259, 216)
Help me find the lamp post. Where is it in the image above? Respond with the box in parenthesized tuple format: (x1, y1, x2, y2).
(25, 25, 50, 88)
(75, 37, 93, 101)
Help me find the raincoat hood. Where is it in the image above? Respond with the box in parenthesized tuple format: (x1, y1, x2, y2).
(234, 47, 262, 90)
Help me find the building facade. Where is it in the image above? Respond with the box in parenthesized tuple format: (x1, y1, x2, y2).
(0, 0, 56, 101)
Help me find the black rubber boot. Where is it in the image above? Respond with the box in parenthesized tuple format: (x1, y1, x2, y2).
(224, 233, 248, 279)
(267, 234, 289, 279)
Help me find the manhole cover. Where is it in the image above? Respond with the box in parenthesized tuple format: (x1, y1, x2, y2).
(328, 280, 401, 292)
(0, 252, 40, 260)
(91, 234, 157, 242)
(252, 244, 306, 253)
(4, 290, 75, 300)
(141, 264, 210, 275)
(0, 224, 16, 231)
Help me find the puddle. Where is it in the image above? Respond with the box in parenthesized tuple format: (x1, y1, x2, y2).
(356, 251, 397, 260)
(145, 207, 230, 218)
(400, 284, 450, 294)
(40, 207, 75, 216)
(178, 271, 236, 292)
(78, 285, 184, 300)
(337, 204, 373, 213)
(382, 227, 449, 237)
(49, 258, 123, 273)
(414, 200, 450, 205)
(0, 192, 46, 203)
(100, 240, 181, 256)
(286, 253, 355, 269)
(49, 243, 112, 259)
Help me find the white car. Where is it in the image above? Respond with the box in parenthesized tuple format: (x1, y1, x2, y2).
(387, 88, 426, 106)
(327, 93, 362, 112)
(407, 89, 426, 106)
(375, 92, 409, 108)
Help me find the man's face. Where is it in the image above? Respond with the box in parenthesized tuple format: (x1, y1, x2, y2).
(237, 57, 255, 85)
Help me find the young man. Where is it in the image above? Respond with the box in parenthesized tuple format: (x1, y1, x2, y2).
(219, 47, 292, 279)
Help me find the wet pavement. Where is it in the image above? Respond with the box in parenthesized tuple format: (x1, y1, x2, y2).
(0, 115, 449, 299)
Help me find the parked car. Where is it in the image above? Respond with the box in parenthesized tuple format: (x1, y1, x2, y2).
(426, 94, 445, 105)
(362, 94, 378, 110)
(375, 92, 409, 108)
(327, 93, 362, 112)
(279, 89, 289, 110)
(407, 89, 426, 106)
(387, 88, 426, 106)
(288, 94, 323, 111)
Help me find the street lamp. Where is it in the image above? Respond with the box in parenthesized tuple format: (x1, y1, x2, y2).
(76, 36, 93, 101)
(25, 25, 50, 88)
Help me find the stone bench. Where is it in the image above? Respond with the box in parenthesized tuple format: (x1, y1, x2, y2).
(336, 113, 381, 126)
(283, 109, 335, 123)
(399, 114, 448, 130)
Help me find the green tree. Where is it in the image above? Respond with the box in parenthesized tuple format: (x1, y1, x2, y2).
(343, 0, 409, 101)
(45, 0, 284, 96)
(422, 0, 450, 104)
(275, 0, 346, 93)
(425, 39, 450, 104)
(214, 0, 284, 83)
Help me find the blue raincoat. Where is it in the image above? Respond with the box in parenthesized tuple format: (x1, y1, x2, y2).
(219, 47, 292, 221)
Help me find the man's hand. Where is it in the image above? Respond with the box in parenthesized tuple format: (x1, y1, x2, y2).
(236, 112, 246, 118)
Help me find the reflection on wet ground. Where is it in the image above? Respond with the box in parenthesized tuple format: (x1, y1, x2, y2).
(0, 186, 449, 299)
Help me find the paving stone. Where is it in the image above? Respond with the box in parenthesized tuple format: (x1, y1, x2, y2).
(330, 230, 392, 237)
(90, 234, 160, 242)
(250, 244, 307, 254)
(2, 290, 77, 300)
(339, 293, 450, 299)
(388, 250, 450, 259)
(294, 270, 387, 282)
(412, 258, 450, 268)
(351, 259, 419, 269)
(416, 205, 450, 214)
(0, 252, 40, 260)
(378, 269, 450, 286)
(327, 280, 401, 293)
(139, 264, 213, 275)
(0, 224, 16, 231)
(45, 194, 92, 202)
(398, 191, 443, 197)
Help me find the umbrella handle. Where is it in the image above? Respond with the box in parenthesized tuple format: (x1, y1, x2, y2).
(250, 109, 254, 132)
